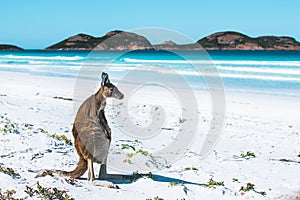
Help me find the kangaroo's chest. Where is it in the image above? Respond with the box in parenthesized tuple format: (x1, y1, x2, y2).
(99, 101, 106, 111)
(97, 101, 106, 117)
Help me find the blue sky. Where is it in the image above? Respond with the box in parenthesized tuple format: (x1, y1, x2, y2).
(1, 0, 299, 49)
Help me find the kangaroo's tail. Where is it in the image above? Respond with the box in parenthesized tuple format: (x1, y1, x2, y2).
(31, 157, 87, 179)
(58, 157, 87, 178)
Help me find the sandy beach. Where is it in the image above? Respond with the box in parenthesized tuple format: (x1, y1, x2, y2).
(2, 0, 300, 198)
(0, 70, 299, 199)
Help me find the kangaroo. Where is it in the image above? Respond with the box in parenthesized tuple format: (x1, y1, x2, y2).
(33, 73, 128, 188)
(62, 72, 124, 183)
(32, 72, 149, 187)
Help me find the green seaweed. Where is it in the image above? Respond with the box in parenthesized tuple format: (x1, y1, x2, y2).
(240, 151, 256, 159)
(0, 165, 20, 179)
(239, 182, 266, 196)
(204, 178, 224, 188)
(50, 133, 72, 145)
(25, 181, 74, 200)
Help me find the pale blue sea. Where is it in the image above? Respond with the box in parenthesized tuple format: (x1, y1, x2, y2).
(0, 50, 300, 96)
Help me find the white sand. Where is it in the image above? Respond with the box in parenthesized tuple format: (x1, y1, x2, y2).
(0, 71, 299, 199)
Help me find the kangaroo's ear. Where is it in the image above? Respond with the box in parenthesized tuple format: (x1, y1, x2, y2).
(101, 72, 110, 86)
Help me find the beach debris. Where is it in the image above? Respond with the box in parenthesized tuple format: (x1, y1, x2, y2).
(132, 171, 153, 181)
(53, 96, 73, 101)
(146, 196, 164, 200)
(184, 167, 198, 171)
(239, 151, 256, 160)
(50, 133, 72, 145)
(136, 149, 150, 156)
(64, 177, 77, 186)
(179, 118, 186, 123)
(25, 181, 74, 200)
(0, 165, 21, 179)
(36, 127, 48, 134)
(0, 189, 20, 200)
(33, 170, 54, 178)
(169, 181, 185, 187)
(232, 178, 239, 183)
(118, 142, 168, 168)
(31, 152, 45, 160)
(0, 152, 15, 158)
(0, 120, 19, 134)
(123, 149, 151, 164)
(213, 150, 219, 159)
(121, 144, 136, 151)
(168, 180, 191, 195)
(239, 182, 255, 192)
(203, 178, 224, 189)
(123, 153, 134, 164)
(239, 182, 266, 196)
(270, 158, 300, 164)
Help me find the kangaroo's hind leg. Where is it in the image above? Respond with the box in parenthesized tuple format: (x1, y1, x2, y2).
(87, 158, 95, 181)
(98, 157, 108, 179)
(98, 158, 133, 181)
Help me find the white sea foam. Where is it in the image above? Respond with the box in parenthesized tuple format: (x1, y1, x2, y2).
(158, 69, 300, 82)
(123, 58, 192, 64)
(213, 60, 300, 67)
(219, 73, 300, 82)
(123, 58, 300, 67)
(217, 66, 300, 75)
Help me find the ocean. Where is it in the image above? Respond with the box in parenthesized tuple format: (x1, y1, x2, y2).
(0, 50, 300, 97)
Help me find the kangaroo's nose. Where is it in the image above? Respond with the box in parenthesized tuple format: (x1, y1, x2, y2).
(113, 87, 124, 100)
(118, 93, 124, 100)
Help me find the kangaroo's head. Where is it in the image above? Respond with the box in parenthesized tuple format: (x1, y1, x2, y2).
(101, 72, 124, 99)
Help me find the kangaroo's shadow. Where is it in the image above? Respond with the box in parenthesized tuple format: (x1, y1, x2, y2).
(94, 173, 204, 186)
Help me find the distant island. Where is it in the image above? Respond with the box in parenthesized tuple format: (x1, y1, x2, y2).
(45, 31, 153, 51)
(0, 44, 24, 51)
(1, 30, 300, 50)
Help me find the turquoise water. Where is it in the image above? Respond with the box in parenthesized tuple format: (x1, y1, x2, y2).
(0, 50, 300, 96)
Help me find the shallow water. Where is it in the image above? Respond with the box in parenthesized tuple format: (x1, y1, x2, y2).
(0, 50, 300, 96)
